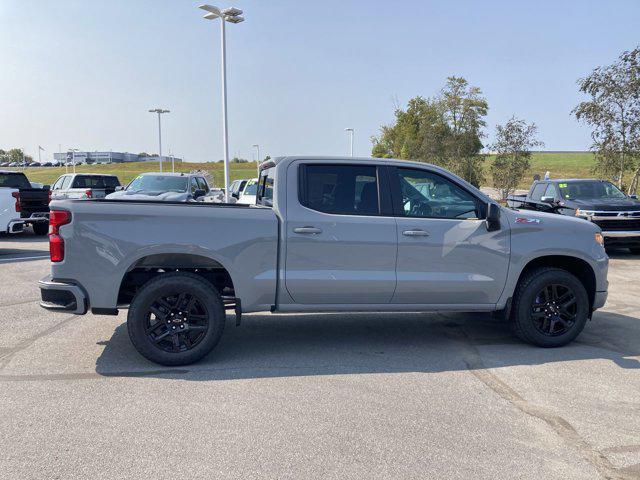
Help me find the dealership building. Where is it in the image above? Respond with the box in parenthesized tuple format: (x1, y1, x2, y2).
(53, 151, 182, 164)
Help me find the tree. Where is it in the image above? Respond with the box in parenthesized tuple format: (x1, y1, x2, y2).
(7, 148, 25, 163)
(371, 76, 488, 187)
(573, 46, 640, 193)
(440, 77, 488, 187)
(490, 117, 544, 200)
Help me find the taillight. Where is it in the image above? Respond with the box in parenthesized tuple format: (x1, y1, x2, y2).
(85, 189, 92, 198)
(11, 191, 20, 212)
(49, 210, 72, 262)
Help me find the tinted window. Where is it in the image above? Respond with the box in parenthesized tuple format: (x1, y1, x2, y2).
(301, 165, 379, 215)
(244, 180, 259, 196)
(257, 167, 275, 206)
(396, 168, 478, 219)
(543, 184, 557, 200)
(126, 175, 188, 193)
(0, 173, 31, 189)
(530, 183, 547, 201)
(72, 175, 112, 188)
(557, 181, 626, 200)
(190, 178, 199, 194)
(196, 177, 209, 191)
(103, 176, 120, 188)
(52, 176, 65, 190)
(60, 176, 72, 189)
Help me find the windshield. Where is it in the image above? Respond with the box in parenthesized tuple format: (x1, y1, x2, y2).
(243, 181, 258, 195)
(0, 173, 31, 189)
(557, 181, 626, 200)
(126, 175, 188, 193)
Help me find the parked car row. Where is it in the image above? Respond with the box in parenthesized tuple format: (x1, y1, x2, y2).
(0, 162, 65, 168)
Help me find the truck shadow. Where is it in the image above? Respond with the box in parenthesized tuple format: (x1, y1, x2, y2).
(94, 309, 640, 380)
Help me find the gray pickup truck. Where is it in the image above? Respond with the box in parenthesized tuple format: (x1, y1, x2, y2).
(39, 156, 609, 365)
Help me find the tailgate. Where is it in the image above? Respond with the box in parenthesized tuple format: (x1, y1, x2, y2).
(19, 189, 50, 217)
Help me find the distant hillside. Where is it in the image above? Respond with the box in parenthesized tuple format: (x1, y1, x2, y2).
(5, 152, 602, 189)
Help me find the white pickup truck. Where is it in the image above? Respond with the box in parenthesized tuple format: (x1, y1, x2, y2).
(0, 187, 24, 234)
(39, 156, 609, 366)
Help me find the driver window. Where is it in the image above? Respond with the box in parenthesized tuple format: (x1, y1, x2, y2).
(396, 168, 479, 219)
(543, 184, 557, 200)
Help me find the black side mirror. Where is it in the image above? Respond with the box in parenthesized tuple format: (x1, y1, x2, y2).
(193, 189, 206, 199)
(486, 202, 501, 232)
(630, 194, 638, 200)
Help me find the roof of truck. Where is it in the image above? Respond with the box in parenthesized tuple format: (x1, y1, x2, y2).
(263, 156, 439, 168)
(536, 179, 604, 183)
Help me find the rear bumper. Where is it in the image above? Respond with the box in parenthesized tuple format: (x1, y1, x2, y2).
(39, 276, 88, 315)
(593, 290, 608, 310)
(22, 212, 49, 225)
(7, 220, 24, 234)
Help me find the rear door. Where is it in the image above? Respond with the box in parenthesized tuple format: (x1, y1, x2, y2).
(284, 161, 397, 304)
(390, 166, 510, 305)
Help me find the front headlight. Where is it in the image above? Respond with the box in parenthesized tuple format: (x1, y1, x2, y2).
(594, 233, 604, 247)
(576, 209, 595, 217)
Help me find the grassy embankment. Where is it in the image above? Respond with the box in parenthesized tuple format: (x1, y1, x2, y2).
(7, 153, 601, 189)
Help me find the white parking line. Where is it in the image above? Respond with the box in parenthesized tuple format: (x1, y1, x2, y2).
(0, 255, 49, 263)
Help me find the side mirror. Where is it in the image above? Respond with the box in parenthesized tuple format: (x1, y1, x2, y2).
(115, 186, 124, 191)
(540, 196, 556, 205)
(630, 194, 638, 200)
(486, 202, 501, 232)
(193, 189, 206, 199)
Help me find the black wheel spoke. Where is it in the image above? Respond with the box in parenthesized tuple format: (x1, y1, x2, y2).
(145, 291, 210, 353)
(530, 283, 578, 337)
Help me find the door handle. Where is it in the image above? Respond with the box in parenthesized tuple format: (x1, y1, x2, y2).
(294, 226, 323, 235)
(402, 229, 430, 237)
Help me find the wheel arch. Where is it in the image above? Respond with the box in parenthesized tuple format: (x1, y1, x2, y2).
(117, 253, 237, 306)
(517, 255, 596, 309)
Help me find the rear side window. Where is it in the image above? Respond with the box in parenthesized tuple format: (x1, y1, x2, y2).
(60, 176, 72, 189)
(300, 164, 379, 216)
(530, 183, 546, 201)
(0, 173, 31, 189)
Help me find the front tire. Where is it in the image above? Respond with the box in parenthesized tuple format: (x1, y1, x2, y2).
(511, 267, 589, 347)
(127, 272, 226, 366)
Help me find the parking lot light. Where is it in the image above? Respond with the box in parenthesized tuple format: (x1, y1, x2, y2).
(149, 108, 170, 173)
(199, 4, 244, 202)
(345, 128, 354, 157)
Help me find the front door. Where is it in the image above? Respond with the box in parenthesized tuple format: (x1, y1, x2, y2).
(390, 166, 510, 305)
(284, 162, 397, 304)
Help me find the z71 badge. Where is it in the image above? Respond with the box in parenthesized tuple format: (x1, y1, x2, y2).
(515, 217, 541, 224)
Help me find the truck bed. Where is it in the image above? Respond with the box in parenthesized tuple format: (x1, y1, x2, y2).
(48, 199, 279, 313)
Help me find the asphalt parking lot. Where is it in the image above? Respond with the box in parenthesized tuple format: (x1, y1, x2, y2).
(1, 235, 639, 479)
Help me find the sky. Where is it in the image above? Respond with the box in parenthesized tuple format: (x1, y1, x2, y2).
(1, 0, 639, 163)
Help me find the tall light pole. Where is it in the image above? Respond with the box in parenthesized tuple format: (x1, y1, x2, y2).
(199, 4, 244, 202)
(252, 144, 260, 176)
(149, 108, 170, 172)
(345, 128, 354, 157)
(69, 148, 79, 173)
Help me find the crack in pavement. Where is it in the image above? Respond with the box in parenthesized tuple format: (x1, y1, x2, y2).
(0, 314, 79, 369)
(443, 320, 636, 480)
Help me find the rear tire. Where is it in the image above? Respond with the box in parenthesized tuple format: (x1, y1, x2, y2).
(32, 222, 49, 236)
(510, 267, 589, 347)
(127, 272, 226, 366)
